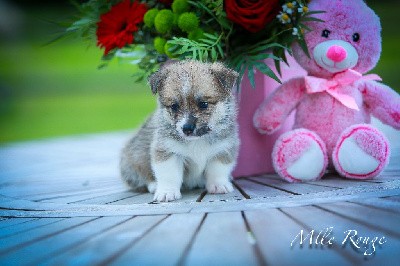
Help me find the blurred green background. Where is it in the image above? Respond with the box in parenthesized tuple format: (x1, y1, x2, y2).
(0, 0, 399, 143)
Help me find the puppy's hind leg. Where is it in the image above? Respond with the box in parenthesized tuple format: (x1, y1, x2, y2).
(205, 154, 235, 194)
(120, 149, 154, 192)
(120, 163, 151, 192)
(147, 182, 157, 194)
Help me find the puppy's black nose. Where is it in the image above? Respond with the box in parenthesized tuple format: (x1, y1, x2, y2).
(182, 123, 196, 135)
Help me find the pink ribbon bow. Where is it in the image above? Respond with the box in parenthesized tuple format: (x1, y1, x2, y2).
(304, 69, 382, 111)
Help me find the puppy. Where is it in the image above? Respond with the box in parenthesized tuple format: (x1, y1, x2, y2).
(120, 60, 240, 202)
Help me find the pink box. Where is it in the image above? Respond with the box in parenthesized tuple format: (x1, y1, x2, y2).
(233, 55, 306, 178)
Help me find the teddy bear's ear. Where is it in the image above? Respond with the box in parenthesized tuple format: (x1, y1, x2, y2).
(210, 62, 239, 93)
(148, 68, 168, 95)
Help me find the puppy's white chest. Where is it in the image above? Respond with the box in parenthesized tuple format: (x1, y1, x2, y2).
(184, 141, 213, 187)
(172, 139, 221, 187)
(186, 140, 212, 165)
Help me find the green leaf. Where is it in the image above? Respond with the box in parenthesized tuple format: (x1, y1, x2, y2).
(249, 53, 282, 62)
(42, 32, 73, 46)
(211, 48, 217, 61)
(247, 43, 288, 55)
(203, 33, 218, 40)
(197, 43, 211, 48)
(253, 61, 281, 84)
(274, 59, 282, 77)
(234, 61, 247, 91)
(297, 38, 310, 58)
(247, 66, 255, 88)
(301, 17, 325, 23)
(304, 10, 326, 16)
(199, 38, 216, 45)
(198, 49, 204, 61)
(217, 44, 224, 58)
(281, 50, 289, 65)
(298, 23, 312, 32)
(217, 18, 232, 30)
(192, 49, 197, 60)
(203, 50, 209, 61)
(229, 56, 243, 70)
(67, 18, 94, 31)
(178, 45, 189, 54)
(132, 72, 145, 82)
(188, 1, 215, 20)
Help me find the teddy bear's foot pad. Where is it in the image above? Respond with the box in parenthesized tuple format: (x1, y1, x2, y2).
(273, 129, 328, 182)
(333, 125, 390, 179)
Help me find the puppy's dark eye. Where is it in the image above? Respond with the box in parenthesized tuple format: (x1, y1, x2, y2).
(322, 29, 331, 38)
(170, 103, 179, 112)
(198, 101, 208, 110)
(352, 33, 360, 42)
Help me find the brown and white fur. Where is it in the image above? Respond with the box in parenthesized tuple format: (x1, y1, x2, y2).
(120, 60, 239, 202)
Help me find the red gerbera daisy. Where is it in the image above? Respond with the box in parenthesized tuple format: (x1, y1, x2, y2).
(96, 0, 147, 55)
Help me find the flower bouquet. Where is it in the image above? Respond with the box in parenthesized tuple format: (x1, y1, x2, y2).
(64, 0, 321, 177)
(66, 0, 319, 86)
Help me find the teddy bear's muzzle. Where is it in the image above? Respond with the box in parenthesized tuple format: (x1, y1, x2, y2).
(313, 40, 359, 74)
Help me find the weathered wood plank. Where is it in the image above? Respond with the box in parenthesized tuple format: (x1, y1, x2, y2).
(245, 208, 352, 265)
(282, 204, 400, 264)
(27, 186, 125, 202)
(109, 188, 204, 205)
(0, 218, 37, 229)
(40, 215, 167, 266)
(0, 216, 130, 266)
(183, 212, 260, 266)
(107, 193, 155, 205)
(1, 181, 122, 200)
(41, 188, 132, 204)
(315, 202, 400, 238)
(72, 191, 140, 204)
(0, 217, 95, 255)
(235, 178, 292, 198)
(348, 198, 400, 214)
(245, 176, 340, 195)
(201, 183, 246, 203)
(111, 213, 204, 265)
(381, 195, 400, 202)
(308, 174, 382, 188)
(0, 218, 64, 239)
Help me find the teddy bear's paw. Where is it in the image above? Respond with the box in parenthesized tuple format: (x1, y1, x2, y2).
(273, 129, 328, 183)
(333, 125, 390, 179)
(253, 114, 281, 135)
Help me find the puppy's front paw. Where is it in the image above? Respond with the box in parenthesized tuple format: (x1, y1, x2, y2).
(206, 181, 234, 194)
(153, 189, 182, 202)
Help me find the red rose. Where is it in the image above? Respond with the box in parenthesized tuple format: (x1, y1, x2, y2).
(225, 0, 281, 33)
(96, 0, 147, 55)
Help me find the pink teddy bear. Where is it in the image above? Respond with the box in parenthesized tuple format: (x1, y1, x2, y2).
(253, 0, 400, 182)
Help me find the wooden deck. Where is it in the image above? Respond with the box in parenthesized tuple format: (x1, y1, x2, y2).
(1, 126, 399, 265)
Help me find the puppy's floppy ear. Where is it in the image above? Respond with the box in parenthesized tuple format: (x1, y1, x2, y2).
(148, 69, 168, 95)
(210, 62, 239, 93)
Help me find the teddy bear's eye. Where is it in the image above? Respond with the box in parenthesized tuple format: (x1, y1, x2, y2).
(352, 33, 360, 42)
(322, 29, 331, 38)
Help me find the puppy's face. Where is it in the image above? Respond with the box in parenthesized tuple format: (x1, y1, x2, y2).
(149, 61, 238, 139)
